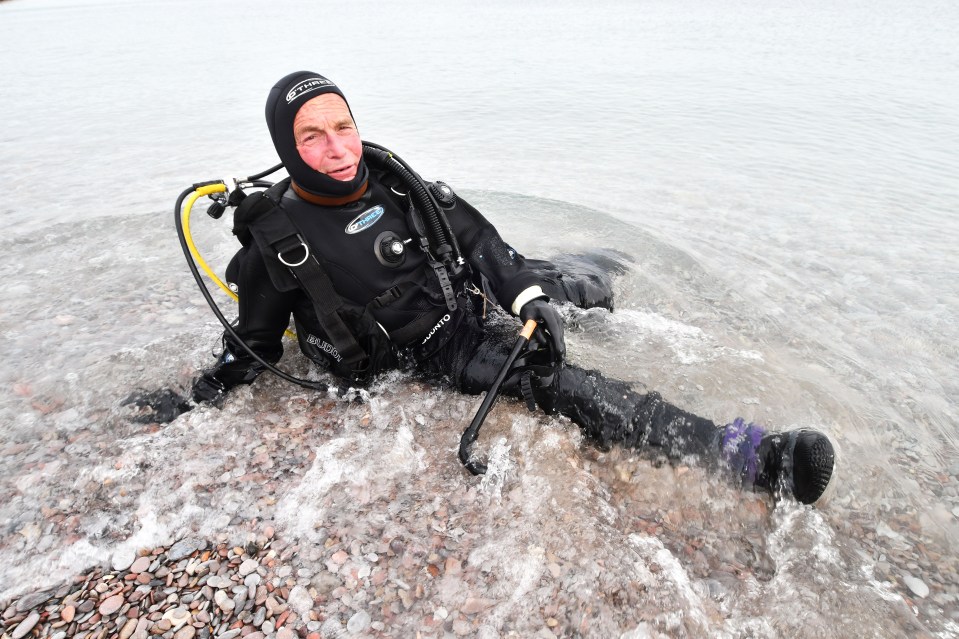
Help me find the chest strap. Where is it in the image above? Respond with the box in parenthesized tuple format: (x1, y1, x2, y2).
(248, 193, 369, 367)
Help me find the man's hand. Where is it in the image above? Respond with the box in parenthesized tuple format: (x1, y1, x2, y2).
(519, 298, 566, 362)
(121, 388, 192, 424)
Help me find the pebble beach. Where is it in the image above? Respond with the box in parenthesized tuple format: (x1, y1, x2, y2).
(2, 362, 955, 637)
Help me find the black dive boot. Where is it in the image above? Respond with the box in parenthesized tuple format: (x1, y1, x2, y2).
(721, 418, 835, 505)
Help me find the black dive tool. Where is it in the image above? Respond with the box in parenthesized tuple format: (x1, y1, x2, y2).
(459, 319, 538, 475)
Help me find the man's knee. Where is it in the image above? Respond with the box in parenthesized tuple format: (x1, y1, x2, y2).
(527, 251, 631, 312)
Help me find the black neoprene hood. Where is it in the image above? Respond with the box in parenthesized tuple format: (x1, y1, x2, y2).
(265, 71, 369, 198)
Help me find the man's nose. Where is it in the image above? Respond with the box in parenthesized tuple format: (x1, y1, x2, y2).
(326, 133, 346, 156)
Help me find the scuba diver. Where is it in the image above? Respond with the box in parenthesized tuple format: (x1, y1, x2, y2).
(152, 71, 835, 505)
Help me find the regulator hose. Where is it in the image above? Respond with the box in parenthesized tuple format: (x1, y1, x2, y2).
(175, 182, 329, 393)
(245, 162, 284, 182)
(362, 142, 464, 272)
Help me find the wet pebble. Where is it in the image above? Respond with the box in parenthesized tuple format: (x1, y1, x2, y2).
(99, 593, 125, 616)
(118, 617, 138, 639)
(347, 610, 371, 633)
(287, 585, 313, 616)
(15, 590, 53, 612)
(173, 625, 196, 639)
(167, 539, 203, 562)
(130, 556, 152, 574)
(162, 606, 192, 629)
(11, 611, 40, 639)
(904, 576, 930, 599)
(214, 589, 235, 613)
(112, 550, 137, 572)
(239, 559, 259, 576)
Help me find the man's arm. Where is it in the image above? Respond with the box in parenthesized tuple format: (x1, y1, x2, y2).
(447, 194, 565, 359)
(192, 243, 296, 403)
(449, 197, 544, 309)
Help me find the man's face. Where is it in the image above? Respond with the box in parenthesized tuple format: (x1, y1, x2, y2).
(293, 94, 362, 181)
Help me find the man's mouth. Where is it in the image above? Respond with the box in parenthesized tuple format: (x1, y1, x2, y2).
(327, 164, 356, 180)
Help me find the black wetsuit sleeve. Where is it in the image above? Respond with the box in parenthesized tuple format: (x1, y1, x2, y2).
(194, 243, 295, 400)
(449, 197, 544, 312)
(232, 242, 297, 351)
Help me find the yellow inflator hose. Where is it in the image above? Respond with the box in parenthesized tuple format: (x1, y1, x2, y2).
(181, 183, 295, 339)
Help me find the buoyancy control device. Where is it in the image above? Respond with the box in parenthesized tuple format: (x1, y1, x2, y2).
(175, 142, 470, 391)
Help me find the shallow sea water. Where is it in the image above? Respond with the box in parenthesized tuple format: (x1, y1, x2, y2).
(1, 0, 958, 637)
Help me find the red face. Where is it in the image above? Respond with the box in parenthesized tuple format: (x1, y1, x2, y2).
(293, 94, 362, 181)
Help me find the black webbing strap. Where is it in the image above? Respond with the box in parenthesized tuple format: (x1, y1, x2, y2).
(407, 200, 458, 312)
(249, 206, 369, 367)
(431, 259, 458, 312)
(520, 372, 537, 412)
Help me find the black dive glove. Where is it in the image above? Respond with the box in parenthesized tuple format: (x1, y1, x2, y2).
(121, 388, 192, 424)
(192, 338, 279, 404)
(519, 298, 566, 362)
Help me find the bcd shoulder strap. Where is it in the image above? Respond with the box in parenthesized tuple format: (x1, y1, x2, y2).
(232, 179, 290, 247)
(238, 179, 370, 367)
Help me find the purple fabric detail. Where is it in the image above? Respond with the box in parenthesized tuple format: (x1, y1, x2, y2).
(721, 418, 766, 483)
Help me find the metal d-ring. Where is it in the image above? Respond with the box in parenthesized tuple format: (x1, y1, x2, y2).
(277, 235, 310, 267)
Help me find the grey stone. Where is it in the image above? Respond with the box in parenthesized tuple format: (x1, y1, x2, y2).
(168, 538, 204, 562)
(11, 611, 41, 639)
(904, 575, 930, 599)
(347, 610, 371, 634)
(16, 589, 53, 612)
(233, 591, 247, 613)
(238, 559, 259, 577)
(111, 549, 136, 572)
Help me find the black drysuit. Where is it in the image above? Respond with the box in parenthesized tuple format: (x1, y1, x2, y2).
(203, 169, 722, 462)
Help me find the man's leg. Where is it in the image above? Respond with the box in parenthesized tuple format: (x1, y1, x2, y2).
(448, 318, 719, 463)
(524, 250, 632, 312)
(435, 313, 834, 505)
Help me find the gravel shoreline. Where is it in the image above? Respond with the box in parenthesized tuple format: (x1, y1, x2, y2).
(1, 531, 314, 639)
(1, 524, 480, 639)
